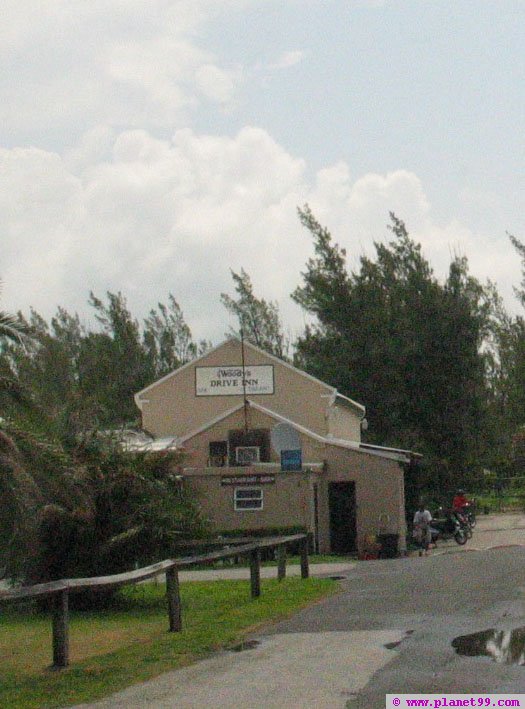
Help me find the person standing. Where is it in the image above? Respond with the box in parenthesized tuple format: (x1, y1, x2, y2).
(413, 503, 432, 556)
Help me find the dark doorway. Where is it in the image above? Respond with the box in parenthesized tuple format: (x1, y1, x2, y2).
(313, 483, 320, 554)
(328, 481, 357, 553)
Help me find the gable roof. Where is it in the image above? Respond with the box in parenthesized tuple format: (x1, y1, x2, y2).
(176, 398, 414, 463)
(135, 336, 365, 415)
(135, 338, 238, 407)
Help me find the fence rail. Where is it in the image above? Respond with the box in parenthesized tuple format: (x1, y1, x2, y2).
(0, 533, 309, 669)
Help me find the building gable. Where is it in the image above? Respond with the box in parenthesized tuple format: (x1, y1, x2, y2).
(176, 399, 412, 463)
(135, 338, 364, 440)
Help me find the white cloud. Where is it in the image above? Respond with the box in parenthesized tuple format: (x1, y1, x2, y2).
(0, 1, 246, 142)
(267, 50, 305, 70)
(195, 64, 240, 103)
(1, 126, 520, 345)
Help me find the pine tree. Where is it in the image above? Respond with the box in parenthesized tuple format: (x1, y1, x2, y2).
(293, 205, 491, 495)
(221, 268, 289, 359)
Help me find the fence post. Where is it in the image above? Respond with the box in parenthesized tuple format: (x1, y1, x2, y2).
(166, 566, 182, 632)
(250, 549, 261, 598)
(277, 545, 286, 581)
(52, 589, 70, 669)
(300, 536, 309, 579)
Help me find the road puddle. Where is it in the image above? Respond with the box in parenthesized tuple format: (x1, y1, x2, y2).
(384, 630, 414, 650)
(452, 627, 525, 665)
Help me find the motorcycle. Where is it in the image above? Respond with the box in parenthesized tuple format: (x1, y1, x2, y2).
(461, 502, 476, 528)
(453, 509, 473, 539)
(430, 508, 468, 545)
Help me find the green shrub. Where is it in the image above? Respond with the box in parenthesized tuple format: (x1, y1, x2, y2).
(31, 434, 209, 594)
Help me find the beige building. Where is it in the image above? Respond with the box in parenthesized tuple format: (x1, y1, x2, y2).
(135, 338, 418, 556)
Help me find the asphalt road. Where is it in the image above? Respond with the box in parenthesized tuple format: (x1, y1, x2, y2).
(75, 515, 525, 708)
(431, 512, 525, 554)
(272, 546, 525, 705)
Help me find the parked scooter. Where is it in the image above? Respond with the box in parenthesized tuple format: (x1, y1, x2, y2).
(430, 508, 468, 545)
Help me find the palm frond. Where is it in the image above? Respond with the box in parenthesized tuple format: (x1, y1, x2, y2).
(0, 311, 27, 344)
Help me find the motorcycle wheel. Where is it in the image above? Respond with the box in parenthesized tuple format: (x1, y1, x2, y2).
(454, 530, 468, 545)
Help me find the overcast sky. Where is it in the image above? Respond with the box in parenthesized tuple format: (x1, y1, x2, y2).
(2, 0, 524, 343)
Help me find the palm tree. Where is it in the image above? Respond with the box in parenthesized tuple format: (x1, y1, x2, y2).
(0, 296, 40, 580)
(0, 279, 26, 345)
(0, 287, 88, 582)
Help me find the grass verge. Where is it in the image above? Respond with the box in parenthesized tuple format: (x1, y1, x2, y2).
(0, 576, 336, 708)
(192, 553, 355, 570)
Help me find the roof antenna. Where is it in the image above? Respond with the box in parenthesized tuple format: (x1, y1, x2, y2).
(240, 327, 249, 435)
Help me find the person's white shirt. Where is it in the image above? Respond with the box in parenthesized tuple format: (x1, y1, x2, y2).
(413, 509, 432, 527)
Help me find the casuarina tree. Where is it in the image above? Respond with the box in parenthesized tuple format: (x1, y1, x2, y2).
(293, 205, 490, 497)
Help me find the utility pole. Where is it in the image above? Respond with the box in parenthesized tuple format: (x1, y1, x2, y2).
(240, 327, 249, 435)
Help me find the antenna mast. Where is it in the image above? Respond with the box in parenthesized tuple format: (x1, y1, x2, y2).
(240, 327, 249, 434)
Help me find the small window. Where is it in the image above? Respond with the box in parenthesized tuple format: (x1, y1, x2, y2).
(209, 441, 228, 467)
(235, 446, 260, 466)
(234, 487, 263, 511)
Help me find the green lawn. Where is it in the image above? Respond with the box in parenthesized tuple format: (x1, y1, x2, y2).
(202, 553, 354, 569)
(265, 553, 354, 565)
(475, 493, 525, 513)
(0, 577, 337, 709)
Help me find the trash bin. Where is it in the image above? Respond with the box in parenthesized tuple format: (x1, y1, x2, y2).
(377, 533, 399, 559)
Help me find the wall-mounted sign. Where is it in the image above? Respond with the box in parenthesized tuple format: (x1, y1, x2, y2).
(196, 365, 274, 396)
(221, 474, 276, 486)
(281, 449, 302, 472)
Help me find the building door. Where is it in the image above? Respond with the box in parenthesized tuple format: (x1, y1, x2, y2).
(328, 481, 357, 553)
(313, 483, 320, 554)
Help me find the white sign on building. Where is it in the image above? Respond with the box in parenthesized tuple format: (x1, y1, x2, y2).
(195, 365, 274, 396)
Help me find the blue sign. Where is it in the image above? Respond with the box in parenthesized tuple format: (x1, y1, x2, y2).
(281, 449, 302, 471)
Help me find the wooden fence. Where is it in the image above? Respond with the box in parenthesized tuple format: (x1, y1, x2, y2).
(0, 533, 309, 669)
